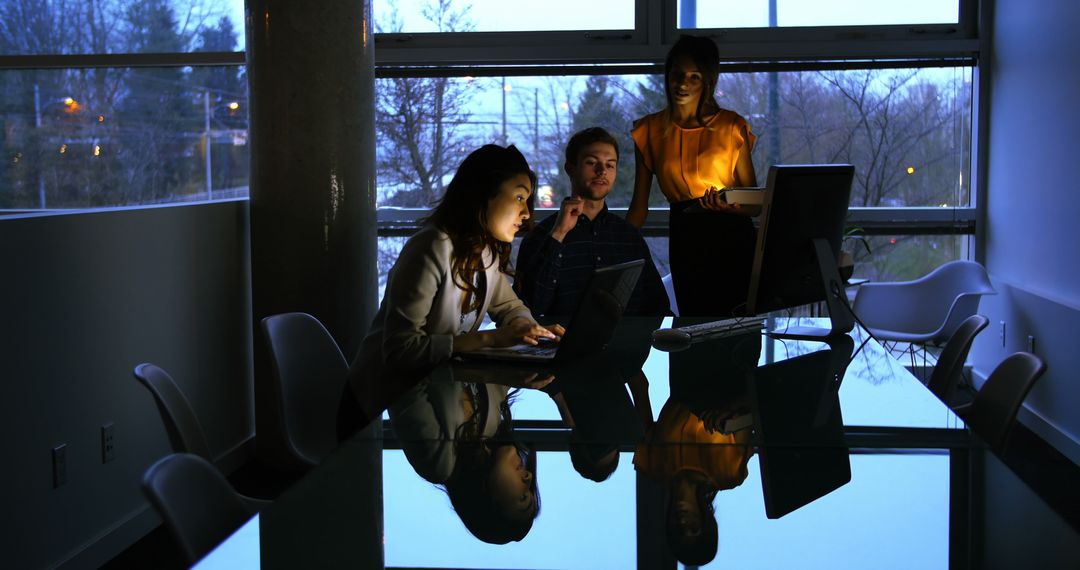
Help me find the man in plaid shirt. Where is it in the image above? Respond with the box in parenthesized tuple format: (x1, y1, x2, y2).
(515, 127, 670, 319)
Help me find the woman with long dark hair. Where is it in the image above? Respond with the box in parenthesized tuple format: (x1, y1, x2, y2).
(628, 34, 758, 317)
(388, 376, 543, 544)
(344, 143, 563, 430)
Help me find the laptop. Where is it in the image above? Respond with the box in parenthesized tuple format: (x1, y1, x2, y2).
(460, 259, 644, 363)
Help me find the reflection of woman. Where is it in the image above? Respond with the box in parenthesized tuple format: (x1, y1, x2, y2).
(343, 144, 563, 427)
(634, 400, 753, 566)
(629, 35, 758, 317)
(389, 379, 540, 544)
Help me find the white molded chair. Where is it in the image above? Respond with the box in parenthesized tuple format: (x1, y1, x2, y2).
(852, 260, 995, 372)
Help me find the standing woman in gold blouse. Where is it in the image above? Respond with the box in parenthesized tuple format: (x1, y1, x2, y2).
(629, 35, 758, 317)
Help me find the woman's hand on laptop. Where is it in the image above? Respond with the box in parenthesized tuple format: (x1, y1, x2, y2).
(493, 317, 560, 347)
(544, 323, 566, 339)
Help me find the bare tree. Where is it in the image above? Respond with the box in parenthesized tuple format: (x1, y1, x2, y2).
(816, 69, 963, 207)
(375, 0, 475, 208)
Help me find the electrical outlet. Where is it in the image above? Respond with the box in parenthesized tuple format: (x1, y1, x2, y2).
(999, 320, 1006, 347)
(101, 423, 116, 463)
(1027, 335, 1036, 354)
(52, 444, 67, 488)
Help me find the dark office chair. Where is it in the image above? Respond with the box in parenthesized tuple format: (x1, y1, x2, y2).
(926, 314, 989, 405)
(134, 363, 213, 461)
(142, 453, 257, 565)
(261, 312, 349, 469)
(134, 362, 290, 500)
(955, 351, 1046, 455)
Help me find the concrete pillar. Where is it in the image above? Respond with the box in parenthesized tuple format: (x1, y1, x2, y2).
(246, 0, 378, 468)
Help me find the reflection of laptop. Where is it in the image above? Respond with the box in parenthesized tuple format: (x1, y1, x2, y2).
(461, 259, 644, 363)
(752, 349, 851, 519)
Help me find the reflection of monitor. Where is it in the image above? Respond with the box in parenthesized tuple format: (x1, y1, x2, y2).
(746, 164, 856, 339)
(752, 349, 851, 519)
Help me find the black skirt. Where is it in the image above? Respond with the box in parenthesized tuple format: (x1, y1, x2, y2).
(668, 200, 757, 318)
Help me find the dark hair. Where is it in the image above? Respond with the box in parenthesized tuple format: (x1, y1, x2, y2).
(568, 436, 619, 483)
(665, 477, 719, 566)
(564, 127, 620, 164)
(442, 388, 541, 544)
(425, 144, 537, 314)
(664, 34, 721, 128)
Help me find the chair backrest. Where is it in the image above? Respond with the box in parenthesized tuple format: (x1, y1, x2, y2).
(927, 314, 989, 403)
(930, 261, 996, 343)
(142, 453, 255, 565)
(261, 312, 349, 467)
(134, 363, 213, 461)
(852, 260, 994, 343)
(966, 352, 1046, 454)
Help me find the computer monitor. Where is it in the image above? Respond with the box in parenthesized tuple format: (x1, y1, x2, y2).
(746, 164, 856, 339)
(752, 348, 852, 519)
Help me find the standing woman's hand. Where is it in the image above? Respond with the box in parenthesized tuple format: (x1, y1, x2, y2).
(698, 186, 742, 213)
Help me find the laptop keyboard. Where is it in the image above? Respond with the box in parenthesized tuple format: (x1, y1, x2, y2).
(514, 344, 558, 356)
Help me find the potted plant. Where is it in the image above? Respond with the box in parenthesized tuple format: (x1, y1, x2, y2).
(838, 226, 872, 282)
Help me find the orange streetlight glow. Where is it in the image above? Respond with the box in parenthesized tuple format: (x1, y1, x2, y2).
(93, 145, 101, 157)
(97, 115, 105, 123)
(227, 101, 239, 111)
(64, 97, 76, 106)
(59, 144, 67, 154)
(906, 166, 916, 175)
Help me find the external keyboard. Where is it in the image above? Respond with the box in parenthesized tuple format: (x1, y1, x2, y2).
(652, 316, 766, 343)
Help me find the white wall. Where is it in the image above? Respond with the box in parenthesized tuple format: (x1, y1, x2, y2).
(0, 201, 254, 569)
(970, 0, 1080, 461)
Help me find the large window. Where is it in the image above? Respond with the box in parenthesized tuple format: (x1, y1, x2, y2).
(678, 1, 959, 29)
(374, 0, 635, 33)
(1, 67, 248, 208)
(375, 67, 972, 211)
(2, 0, 982, 283)
(0, 0, 246, 55)
(0, 0, 247, 210)
(370, 0, 979, 284)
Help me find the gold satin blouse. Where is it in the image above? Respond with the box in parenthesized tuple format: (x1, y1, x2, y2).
(633, 400, 752, 490)
(631, 109, 757, 203)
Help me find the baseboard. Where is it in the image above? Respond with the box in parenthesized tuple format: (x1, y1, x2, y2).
(1016, 406, 1080, 466)
(50, 436, 255, 570)
(53, 505, 159, 570)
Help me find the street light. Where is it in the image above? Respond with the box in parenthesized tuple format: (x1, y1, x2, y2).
(204, 94, 245, 199)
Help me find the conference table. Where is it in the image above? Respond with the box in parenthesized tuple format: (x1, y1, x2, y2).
(195, 317, 979, 570)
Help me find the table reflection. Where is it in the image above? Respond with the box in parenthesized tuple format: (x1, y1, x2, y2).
(383, 317, 938, 564)
(389, 378, 541, 543)
(199, 317, 975, 570)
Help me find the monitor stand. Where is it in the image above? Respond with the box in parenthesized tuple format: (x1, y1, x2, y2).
(767, 238, 856, 341)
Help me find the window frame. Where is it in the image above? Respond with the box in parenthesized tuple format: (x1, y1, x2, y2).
(369, 0, 980, 241)
(0, 0, 983, 245)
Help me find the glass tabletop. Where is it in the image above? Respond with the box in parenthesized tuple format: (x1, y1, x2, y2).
(440, 316, 965, 436)
(197, 317, 973, 570)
